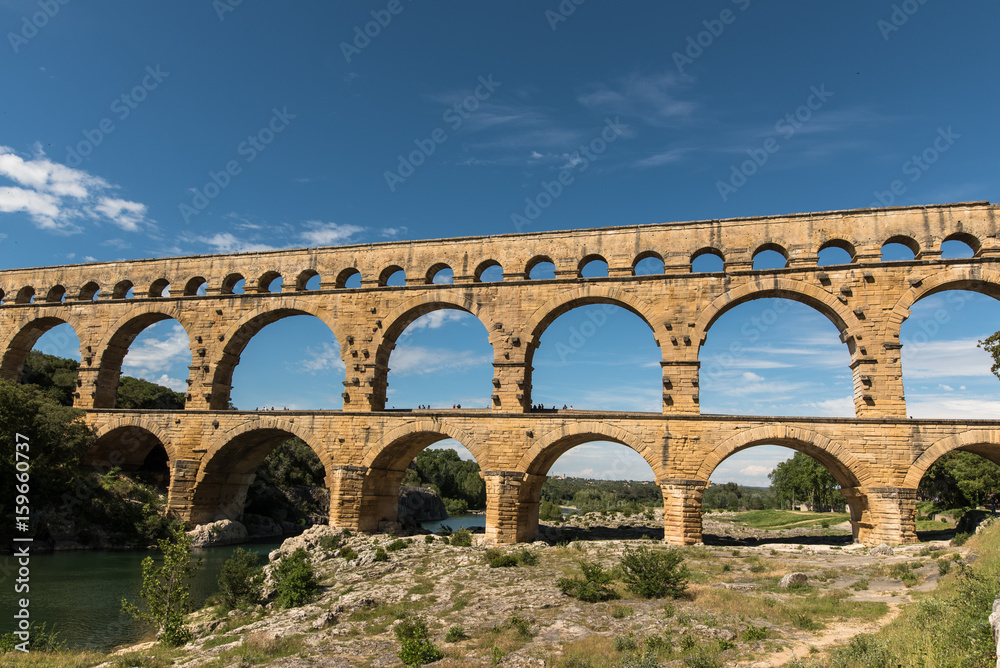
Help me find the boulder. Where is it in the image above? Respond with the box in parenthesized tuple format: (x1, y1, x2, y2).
(398, 485, 448, 522)
(778, 572, 808, 589)
(186, 519, 248, 548)
(868, 543, 894, 557)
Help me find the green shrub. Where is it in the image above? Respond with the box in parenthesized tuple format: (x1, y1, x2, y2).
(386, 538, 408, 552)
(557, 561, 619, 602)
(539, 499, 563, 521)
(516, 548, 539, 566)
(451, 528, 472, 547)
(0, 622, 65, 653)
(217, 547, 264, 608)
(830, 633, 893, 668)
(742, 624, 767, 641)
(445, 625, 467, 642)
(339, 547, 358, 561)
(374, 547, 389, 562)
(850, 577, 869, 591)
(619, 545, 689, 598)
(938, 559, 951, 576)
(614, 633, 638, 652)
(424, 534, 434, 544)
(952, 532, 971, 547)
(395, 616, 443, 666)
(273, 548, 318, 608)
(611, 604, 634, 618)
(485, 548, 519, 568)
(319, 534, 342, 552)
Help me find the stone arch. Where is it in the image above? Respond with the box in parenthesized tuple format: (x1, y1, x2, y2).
(191, 420, 329, 523)
(184, 276, 208, 296)
(882, 235, 920, 259)
(148, 278, 170, 298)
(379, 265, 405, 287)
(903, 429, 1000, 488)
(578, 254, 609, 277)
(817, 238, 857, 263)
(79, 281, 100, 301)
(369, 295, 496, 410)
(886, 267, 1000, 333)
(86, 418, 178, 469)
(0, 315, 85, 381)
(525, 255, 556, 279)
(425, 262, 453, 284)
(942, 231, 981, 256)
(695, 425, 871, 488)
(14, 286, 34, 304)
(44, 285, 67, 303)
(694, 277, 856, 347)
(294, 269, 320, 291)
(112, 280, 134, 299)
(474, 259, 503, 282)
(632, 250, 664, 275)
(256, 271, 282, 293)
(221, 273, 245, 295)
(691, 247, 725, 272)
(209, 303, 345, 410)
(752, 243, 789, 269)
(335, 267, 362, 288)
(514, 421, 666, 480)
(92, 306, 195, 408)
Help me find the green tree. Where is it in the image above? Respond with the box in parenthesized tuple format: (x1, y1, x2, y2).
(768, 452, 840, 510)
(121, 524, 200, 646)
(273, 548, 318, 608)
(217, 547, 265, 608)
(920, 451, 1000, 508)
(115, 376, 186, 410)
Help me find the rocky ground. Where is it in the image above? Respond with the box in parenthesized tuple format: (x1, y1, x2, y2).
(100, 509, 969, 668)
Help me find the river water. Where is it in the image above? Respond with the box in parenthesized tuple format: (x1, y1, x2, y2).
(2, 540, 281, 651)
(3, 517, 488, 652)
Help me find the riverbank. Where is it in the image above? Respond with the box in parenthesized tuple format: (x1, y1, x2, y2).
(5, 508, 990, 666)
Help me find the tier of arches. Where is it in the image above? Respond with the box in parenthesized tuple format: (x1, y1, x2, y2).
(1, 230, 986, 307)
(4, 267, 999, 412)
(84, 415, 1000, 544)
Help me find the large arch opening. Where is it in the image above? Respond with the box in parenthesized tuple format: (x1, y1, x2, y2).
(191, 428, 330, 527)
(914, 447, 1000, 539)
(97, 316, 192, 409)
(224, 312, 344, 410)
(899, 289, 1000, 419)
(86, 425, 171, 490)
(702, 437, 861, 545)
(359, 430, 486, 534)
(527, 302, 660, 411)
(380, 306, 493, 410)
(5, 320, 82, 406)
(699, 298, 853, 417)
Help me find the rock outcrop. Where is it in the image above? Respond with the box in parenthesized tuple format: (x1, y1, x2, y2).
(398, 485, 448, 522)
(186, 519, 248, 548)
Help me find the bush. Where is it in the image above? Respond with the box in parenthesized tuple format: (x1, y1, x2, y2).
(516, 548, 539, 566)
(938, 559, 951, 576)
(273, 548, 318, 608)
(611, 604, 634, 618)
(614, 633, 638, 651)
(451, 528, 472, 547)
(374, 547, 389, 562)
(557, 561, 619, 602)
(386, 539, 408, 552)
(394, 616, 443, 666)
(319, 534, 342, 552)
(831, 633, 893, 668)
(952, 532, 971, 547)
(445, 625, 467, 642)
(539, 499, 563, 521)
(217, 547, 264, 608)
(424, 534, 434, 544)
(339, 547, 358, 561)
(619, 545, 689, 598)
(742, 624, 767, 642)
(0, 622, 65, 653)
(485, 548, 519, 568)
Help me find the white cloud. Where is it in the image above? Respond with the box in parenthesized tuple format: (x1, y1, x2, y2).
(381, 226, 408, 239)
(741, 372, 764, 382)
(740, 465, 773, 478)
(902, 339, 994, 379)
(906, 396, 1000, 419)
(196, 232, 277, 254)
(577, 71, 696, 127)
(150, 374, 187, 393)
(389, 346, 490, 376)
(300, 221, 365, 246)
(297, 342, 346, 374)
(634, 148, 688, 168)
(800, 396, 855, 417)
(122, 323, 189, 375)
(0, 145, 149, 233)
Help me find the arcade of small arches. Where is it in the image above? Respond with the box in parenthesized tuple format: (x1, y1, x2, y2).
(4, 201, 1000, 546)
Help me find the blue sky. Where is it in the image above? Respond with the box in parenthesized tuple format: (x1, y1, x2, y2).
(4, 1, 1000, 486)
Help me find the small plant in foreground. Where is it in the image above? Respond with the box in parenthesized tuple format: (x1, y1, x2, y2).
(395, 616, 443, 666)
(386, 538, 408, 552)
(938, 559, 951, 576)
(614, 633, 638, 652)
(742, 624, 768, 641)
(611, 604, 634, 618)
(620, 544, 689, 598)
(121, 524, 198, 646)
(217, 547, 264, 608)
(424, 534, 434, 544)
(273, 548, 318, 608)
(373, 547, 389, 562)
(450, 528, 473, 546)
(557, 560, 619, 602)
(445, 625, 467, 642)
(951, 532, 971, 546)
(516, 547, 539, 565)
(319, 534, 341, 552)
(485, 548, 519, 568)
(850, 577, 869, 591)
(339, 546, 358, 561)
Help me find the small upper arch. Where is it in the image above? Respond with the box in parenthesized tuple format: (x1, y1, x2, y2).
(941, 232, 980, 258)
(752, 243, 789, 270)
(335, 267, 362, 288)
(79, 281, 100, 301)
(632, 250, 665, 275)
(112, 280, 134, 299)
(184, 277, 208, 296)
(882, 235, 920, 261)
(221, 273, 245, 295)
(295, 269, 320, 291)
(45, 285, 67, 303)
(14, 286, 35, 304)
(525, 255, 556, 279)
(148, 278, 171, 298)
(691, 247, 725, 273)
(257, 271, 282, 293)
(578, 254, 609, 278)
(474, 259, 503, 282)
(425, 262, 453, 285)
(817, 239, 857, 266)
(379, 265, 406, 287)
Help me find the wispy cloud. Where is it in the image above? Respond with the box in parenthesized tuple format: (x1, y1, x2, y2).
(577, 71, 696, 128)
(902, 339, 994, 379)
(389, 345, 490, 376)
(296, 341, 346, 374)
(0, 144, 150, 234)
(300, 221, 365, 246)
(122, 323, 189, 376)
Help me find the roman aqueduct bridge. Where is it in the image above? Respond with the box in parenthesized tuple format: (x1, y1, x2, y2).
(2, 201, 999, 545)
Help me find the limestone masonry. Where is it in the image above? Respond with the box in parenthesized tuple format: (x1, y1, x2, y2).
(3, 201, 999, 545)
